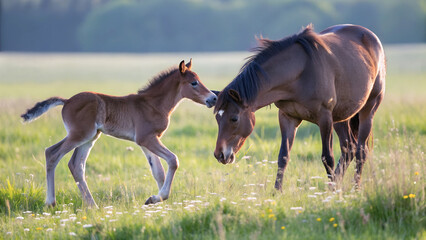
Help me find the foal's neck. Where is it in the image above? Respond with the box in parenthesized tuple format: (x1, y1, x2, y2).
(140, 76, 183, 116)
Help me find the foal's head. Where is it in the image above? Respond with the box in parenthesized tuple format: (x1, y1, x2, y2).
(179, 59, 217, 108)
(213, 90, 255, 164)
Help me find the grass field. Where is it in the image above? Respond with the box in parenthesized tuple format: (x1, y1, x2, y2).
(0, 45, 425, 239)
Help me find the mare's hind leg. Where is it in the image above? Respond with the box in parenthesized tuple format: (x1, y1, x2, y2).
(334, 121, 357, 183)
(318, 110, 335, 182)
(68, 131, 101, 208)
(141, 147, 165, 190)
(275, 111, 301, 191)
(354, 92, 384, 187)
(45, 137, 85, 207)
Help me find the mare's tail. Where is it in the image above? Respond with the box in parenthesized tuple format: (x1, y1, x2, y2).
(21, 97, 66, 123)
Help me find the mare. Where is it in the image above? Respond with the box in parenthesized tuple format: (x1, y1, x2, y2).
(22, 59, 217, 207)
(213, 24, 385, 190)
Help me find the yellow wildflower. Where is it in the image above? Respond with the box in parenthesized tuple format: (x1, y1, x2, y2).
(268, 209, 273, 213)
(403, 195, 408, 199)
(281, 226, 286, 230)
(329, 217, 335, 222)
(316, 218, 322, 222)
(36, 227, 42, 231)
(82, 216, 87, 220)
(409, 194, 415, 199)
(268, 214, 275, 218)
(414, 172, 419, 176)
(333, 223, 338, 228)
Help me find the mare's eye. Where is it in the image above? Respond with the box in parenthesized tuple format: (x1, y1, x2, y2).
(191, 81, 198, 86)
(231, 116, 238, 122)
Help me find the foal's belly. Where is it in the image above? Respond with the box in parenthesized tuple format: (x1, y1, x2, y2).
(99, 124, 136, 142)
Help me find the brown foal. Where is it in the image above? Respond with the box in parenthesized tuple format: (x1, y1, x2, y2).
(22, 59, 217, 208)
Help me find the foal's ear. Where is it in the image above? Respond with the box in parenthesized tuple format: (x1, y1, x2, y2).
(179, 60, 187, 75)
(186, 58, 193, 71)
(228, 89, 242, 103)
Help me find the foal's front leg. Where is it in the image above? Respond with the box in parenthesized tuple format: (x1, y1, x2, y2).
(138, 136, 179, 204)
(141, 147, 165, 190)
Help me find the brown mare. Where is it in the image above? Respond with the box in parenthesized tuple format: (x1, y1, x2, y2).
(213, 24, 385, 190)
(21, 60, 217, 208)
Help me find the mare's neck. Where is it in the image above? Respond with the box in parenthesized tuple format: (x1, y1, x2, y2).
(252, 45, 306, 111)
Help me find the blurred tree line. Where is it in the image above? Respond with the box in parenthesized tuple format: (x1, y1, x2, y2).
(1, 0, 425, 52)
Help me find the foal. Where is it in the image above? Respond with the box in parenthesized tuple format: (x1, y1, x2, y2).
(22, 59, 217, 207)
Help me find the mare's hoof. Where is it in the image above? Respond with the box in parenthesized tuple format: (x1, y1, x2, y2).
(144, 195, 162, 205)
(45, 201, 56, 208)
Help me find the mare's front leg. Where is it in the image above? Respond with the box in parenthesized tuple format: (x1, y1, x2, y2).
(275, 111, 301, 191)
(318, 110, 335, 182)
(138, 136, 178, 204)
(141, 147, 165, 190)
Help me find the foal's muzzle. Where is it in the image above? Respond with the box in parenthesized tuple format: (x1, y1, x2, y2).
(205, 94, 217, 108)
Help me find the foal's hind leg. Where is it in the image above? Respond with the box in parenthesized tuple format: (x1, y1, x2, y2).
(68, 131, 101, 208)
(141, 147, 165, 190)
(45, 137, 83, 207)
(334, 121, 357, 183)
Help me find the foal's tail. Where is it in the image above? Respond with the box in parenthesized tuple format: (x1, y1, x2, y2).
(21, 97, 66, 123)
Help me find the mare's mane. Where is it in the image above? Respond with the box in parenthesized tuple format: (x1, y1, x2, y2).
(138, 67, 178, 94)
(214, 25, 329, 113)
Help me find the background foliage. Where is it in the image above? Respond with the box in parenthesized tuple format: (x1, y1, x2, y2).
(2, 0, 426, 52)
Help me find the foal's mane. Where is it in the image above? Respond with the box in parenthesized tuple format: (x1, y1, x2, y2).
(214, 25, 329, 113)
(137, 67, 178, 94)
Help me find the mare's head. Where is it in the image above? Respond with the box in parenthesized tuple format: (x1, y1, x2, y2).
(213, 89, 255, 164)
(179, 59, 217, 108)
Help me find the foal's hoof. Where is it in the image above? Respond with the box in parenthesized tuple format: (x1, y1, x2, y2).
(144, 195, 162, 205)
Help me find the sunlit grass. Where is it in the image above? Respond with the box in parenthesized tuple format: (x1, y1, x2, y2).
(0, 48, 425, 239)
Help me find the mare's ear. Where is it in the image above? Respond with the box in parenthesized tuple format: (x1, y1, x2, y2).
(179, 60, 187, 75)
(228, 89, 242, 103)
(211, 90, 220, 96)
(186, 58, 192, 70)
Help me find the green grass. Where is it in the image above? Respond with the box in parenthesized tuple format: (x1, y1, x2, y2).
(0, 46, 425, 239)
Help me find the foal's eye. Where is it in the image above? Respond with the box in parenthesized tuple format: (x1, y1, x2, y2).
(191, 81, 198, 87)
(231, 116, 238, 122)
